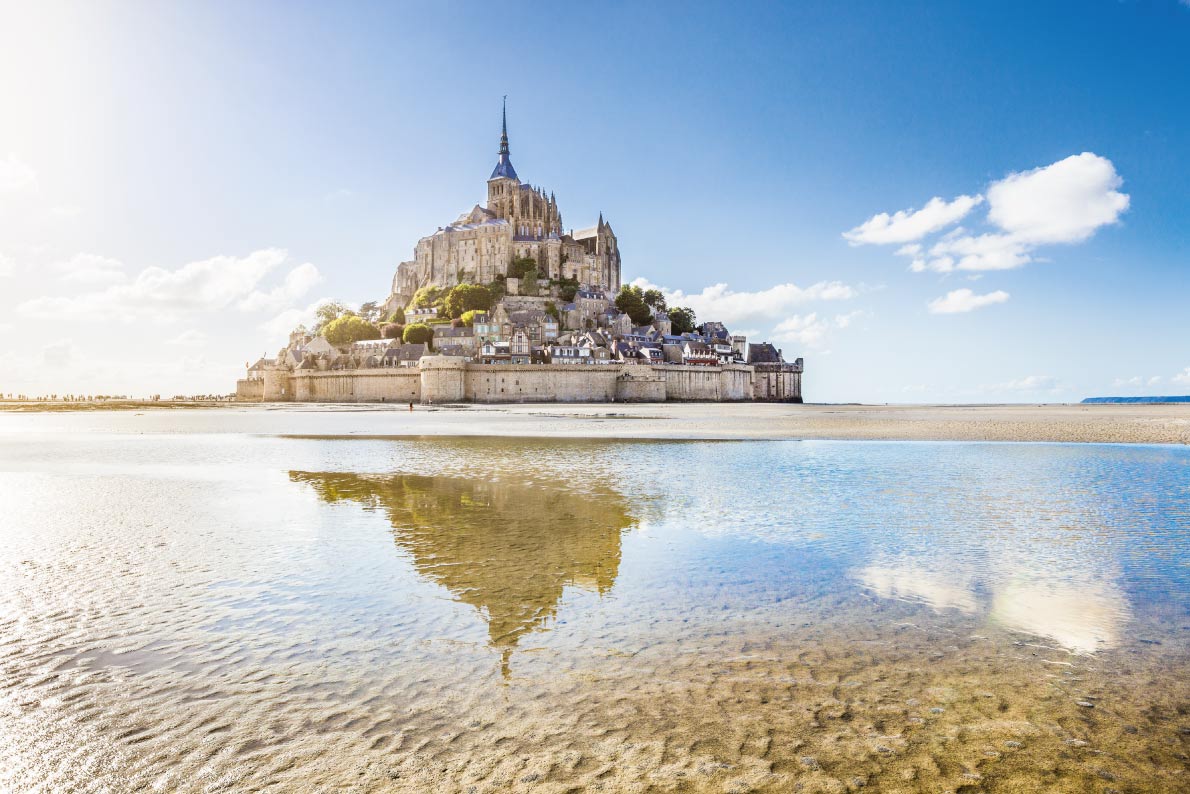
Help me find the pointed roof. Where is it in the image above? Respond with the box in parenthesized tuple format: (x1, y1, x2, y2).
(489, 96, 518, 181)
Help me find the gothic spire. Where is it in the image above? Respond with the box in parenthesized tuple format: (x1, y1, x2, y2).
(499, 96, 509, 157)
(490, 96, 518, 181)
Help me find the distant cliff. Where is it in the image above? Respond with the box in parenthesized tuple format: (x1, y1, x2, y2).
(1081, 396, 1190, 404)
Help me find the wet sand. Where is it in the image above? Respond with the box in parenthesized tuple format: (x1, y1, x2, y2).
(1, 429, 1187, 792)
(6, 400, 1186, 444)
(458, 402, 1190, 445)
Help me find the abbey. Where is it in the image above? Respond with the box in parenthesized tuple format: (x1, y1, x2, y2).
(235, 101, 805, 405)
(387, 102, 621, 310)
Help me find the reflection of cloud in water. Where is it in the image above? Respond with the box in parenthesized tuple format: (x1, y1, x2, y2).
(990, 578, 1127, 655)
(854, 562, 980, 614)
(290, 471, 634, 674)
(854, 556, 1130, 655)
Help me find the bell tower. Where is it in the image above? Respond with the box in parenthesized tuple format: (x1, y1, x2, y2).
(486, 97, 519, 219)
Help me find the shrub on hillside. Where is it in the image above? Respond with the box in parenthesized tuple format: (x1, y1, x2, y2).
(323, 315, 381, 346)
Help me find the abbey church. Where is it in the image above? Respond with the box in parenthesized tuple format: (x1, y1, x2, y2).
(387, 103, 621, 309)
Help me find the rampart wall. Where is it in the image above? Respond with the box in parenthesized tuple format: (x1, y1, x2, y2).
(291, 369, 422, 403)
(237, 359, 801, 404)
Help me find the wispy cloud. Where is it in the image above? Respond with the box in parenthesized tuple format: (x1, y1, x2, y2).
(629, 277, 855, 328)
(54, 253, 127, 285)
(18, 248, 321, 323)
(844, 195, 983, 246)
(627, 277, 862, 350)
(927, 288, 1010, 314)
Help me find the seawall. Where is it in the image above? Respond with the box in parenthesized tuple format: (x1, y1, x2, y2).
(237, 358, 802, 404)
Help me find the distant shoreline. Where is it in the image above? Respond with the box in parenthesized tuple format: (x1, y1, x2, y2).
(2, 401, 1187, 445)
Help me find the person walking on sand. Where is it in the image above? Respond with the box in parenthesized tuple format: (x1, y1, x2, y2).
(409, 401, 414, 412)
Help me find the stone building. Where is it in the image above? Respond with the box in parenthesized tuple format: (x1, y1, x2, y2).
(386, 101, 621, 311)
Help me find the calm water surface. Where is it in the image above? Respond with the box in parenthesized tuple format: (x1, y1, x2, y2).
(0, 413, 1187, 792)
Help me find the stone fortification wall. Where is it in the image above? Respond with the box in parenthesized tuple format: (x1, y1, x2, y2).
(236, 359, 802, 404)
(464, 364, 619, 403)
(752, 367, 803, 403)
(615, 365, 666, 402)
(659, 364, 752, 401)
(419, 357, 468, 403)
(292, 369, 421, 403)
(236, 379, 264, 400)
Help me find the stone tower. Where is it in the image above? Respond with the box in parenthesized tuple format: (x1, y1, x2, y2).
(486, 97, 519, 218)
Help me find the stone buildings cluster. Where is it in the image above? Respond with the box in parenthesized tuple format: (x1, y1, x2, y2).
(237, 103, 803, 404)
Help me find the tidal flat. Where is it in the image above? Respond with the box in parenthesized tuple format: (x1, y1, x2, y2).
(0, 412, 1187, 792)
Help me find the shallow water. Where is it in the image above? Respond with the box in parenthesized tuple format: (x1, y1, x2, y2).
(0, 414, 1187, 792)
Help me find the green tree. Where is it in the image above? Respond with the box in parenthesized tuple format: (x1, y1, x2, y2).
(323, 314, 381, 346)
(642, 289, 667, 311)
(520, 266, 539, 296)
(313, 300, 350, 332)
(615, 285, 653, 325)
(544, 301, 560, 321)
(359, 301, 383, 323)
(409, 285, 446, 311)
(508, 256, 537, 280)
(380, 323, 405, 340)
(459, 309, 482, 326)
(443, 283, 494, 318)
(403, 323, 434, 347)
(554, 274, 579, 303)
(668, 306, 697, 335)
(386, 308, 405, 325)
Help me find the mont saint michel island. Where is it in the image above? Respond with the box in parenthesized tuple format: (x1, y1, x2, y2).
(235, 104, 804, 405)
(3, 5, 1189, 794)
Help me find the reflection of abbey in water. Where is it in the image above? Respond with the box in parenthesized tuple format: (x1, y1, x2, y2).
(290, 470, 633, 672)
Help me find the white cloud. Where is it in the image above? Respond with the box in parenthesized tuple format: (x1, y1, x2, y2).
(986, 152, 1129, 245)
(852, 152, 1129, 276)
(771, 313, 832, 347)
(771, 311, 866, 348)
(261, 297, 333, 338)
(923, 232, 1032, 272)
(833, 310, 865, 328)
(844, 195, 983, 245)
(165, 329, 208, 346)
(927, 288, 1010, 314)
(55, 253, 127, 285)
(1172, 368, 1190, 386)
(237, 261, 323, 312)
(18, 248, 320, 322)
(630, 277, 855, 329)
(0, 153, 37, 192)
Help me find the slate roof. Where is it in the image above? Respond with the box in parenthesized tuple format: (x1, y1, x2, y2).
(383, 344, 425, 362)
(747, 343, 784, 364)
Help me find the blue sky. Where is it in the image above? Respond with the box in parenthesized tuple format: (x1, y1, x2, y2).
(1, 0, 1187, 401)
